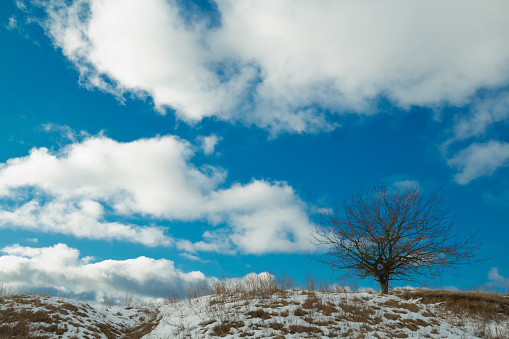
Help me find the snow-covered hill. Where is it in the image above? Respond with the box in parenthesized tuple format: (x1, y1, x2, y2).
(0, 294, 158, 338)
(1, 286, 508, 338)
(144, 288, 509, 338)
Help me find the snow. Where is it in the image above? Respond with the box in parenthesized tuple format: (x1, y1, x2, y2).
(1, 288, 508, 338)
(141, 289, 493, 338)
(0, 294, 158, 338)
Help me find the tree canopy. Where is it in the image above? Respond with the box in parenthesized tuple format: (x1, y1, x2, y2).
(310, 183, 480, 294)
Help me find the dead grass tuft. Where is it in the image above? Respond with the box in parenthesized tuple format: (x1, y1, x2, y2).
(288, 324, 323, 334)
(396, 289, 509, 317)
(246, 308, 271, 320)
(268, 321, 286, 331)
(381, 298, 420, 313)
(317, 302, 338, 316)
(293, 307, 307, 316)
(302, 294, 320, 309)
(211, 320, 245, 336)
(0, 320, 36, 339)
(385, 313, 401, 321)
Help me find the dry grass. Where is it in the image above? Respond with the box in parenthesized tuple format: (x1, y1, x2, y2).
(0, 294, 158, 339)
(211, 320, 245, 336)
(246, 308, 272, 320)
(2, 274, 509, 338)
(396, 288, 509, 317)
(288, 324, 323, 335)
(380, 298, 421, 313)
(191, 274, 507, 338)
(395, 288, 509, 339)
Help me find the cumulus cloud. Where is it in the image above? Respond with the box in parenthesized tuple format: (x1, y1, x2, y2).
(448, 141, 509, 184)
(29, 0, 509, 133)
(40, 0, 255, 121)
(0, 198, 172, 246)
(0, 243, 205, 299)
(0, 243, 283, 300)
(0, 135, 312, 254)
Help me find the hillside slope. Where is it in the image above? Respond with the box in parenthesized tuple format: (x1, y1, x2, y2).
(0, 294, 158, 338)
(1, 288, 508, 338)
(143, 289, 509, 338)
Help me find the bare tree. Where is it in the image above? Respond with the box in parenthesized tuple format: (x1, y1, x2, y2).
(310, 183, 481, 294)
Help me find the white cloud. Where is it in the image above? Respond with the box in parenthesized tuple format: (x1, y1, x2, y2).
(197, 134, 221, 155)
(177, 234, 235, 255)
(0, 135, 312, 254)
(0, 198, 172, 246)
(16, 1, 27, 12)
(31, 0, 509, 133)
(0, 243, 205, 299)
(40, 0, 254, 121)
(391, 180, 420, 190)
(448, 141, 509, 184)
(451, 92, 509, 142)
(6, 16, 18, 30)
(179, 253, 209, 264)
(41, 123, 89, 142)
(487, 267, 509, 289)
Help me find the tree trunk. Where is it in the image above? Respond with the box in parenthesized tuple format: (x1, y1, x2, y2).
(379, 274, 389, 294)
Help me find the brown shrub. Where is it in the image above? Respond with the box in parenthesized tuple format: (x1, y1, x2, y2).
(381, 299, 420, 313)
(211, 321, 245, 337)
(246, 308, 271, 320)
(385, 313, 400, 321)
(279, 310, 289, 317)
(317, 302, 338, 316)
(288, 324, 323, 334)
(293, 307, 307, 316)
(396, 289, 509, 317)
(302, 294, 320, 309)
(268, 322, 286, 331)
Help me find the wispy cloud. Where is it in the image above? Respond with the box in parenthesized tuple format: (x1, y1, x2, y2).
(374, 176, 421, 194)
(197, 134, 221, 155)
(0, 134, 312, 254)
(16, 1, 27, 12)
(6, 16, 18, 30)
(448, 141, 509, 184)
(179, 252, 210, 264)
(451, 93, 509, 142)
(41, 123, 90, 142)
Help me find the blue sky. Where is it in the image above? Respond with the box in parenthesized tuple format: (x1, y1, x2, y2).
(1, 0, 508, 299)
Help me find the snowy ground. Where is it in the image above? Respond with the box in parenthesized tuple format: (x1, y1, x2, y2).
(0, 294, 158, 338)
(1, 287, 508, 338)
(143, 289, 507, 338)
